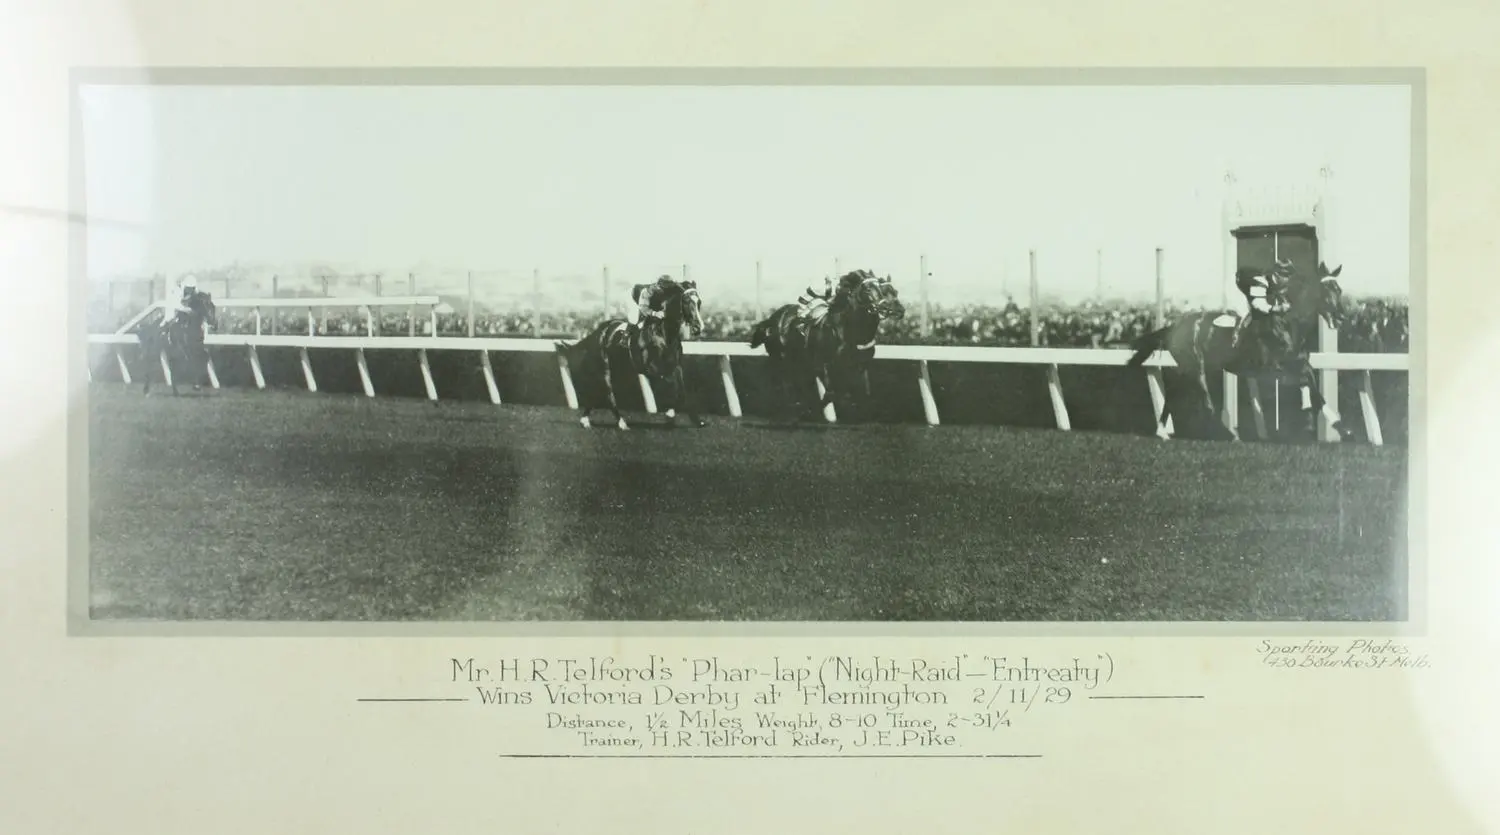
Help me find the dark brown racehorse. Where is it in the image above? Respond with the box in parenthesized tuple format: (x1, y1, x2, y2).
(138, 290, 217, 396)
(554, 279, 705, 430)
(1279, 262, 1353, 438)
(748, 269, 905, 423)
(1126, 261, 1347, 440)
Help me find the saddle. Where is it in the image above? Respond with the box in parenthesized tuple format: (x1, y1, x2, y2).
(624, 319, 670, 377)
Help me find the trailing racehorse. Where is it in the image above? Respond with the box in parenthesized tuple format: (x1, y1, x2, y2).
(138, 290, 217, 396)
(554, 278, 706, 430)
(1126, 261, 1348, 440)
(748, 269, 905, 423)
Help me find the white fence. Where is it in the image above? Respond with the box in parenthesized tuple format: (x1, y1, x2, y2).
(90, 297, 1409, 446)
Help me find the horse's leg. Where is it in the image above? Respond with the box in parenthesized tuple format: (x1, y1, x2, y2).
(600, 347, 628, 430)
(811, 366, 837, 422)
(166, 345, 180, 397)
(1192, 363, 1217, 438)
(659, 369, 678, 427)
(140, 336, 153, 395)
(574, 356, 594, 428)
(770, 353, 800, 424)
(1296, 365, 1350, 440)
(670, 363, 705, 427)
(1196, 323, 1233, 440)
(193, 343, 206, 391)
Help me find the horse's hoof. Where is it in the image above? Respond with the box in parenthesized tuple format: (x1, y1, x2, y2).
(580, 416, 592, 428)
(694, 419, 707, 428)
(617, 418, 629, 431)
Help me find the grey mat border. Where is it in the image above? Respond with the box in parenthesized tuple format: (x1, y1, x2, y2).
(65, 66, 1426, 639)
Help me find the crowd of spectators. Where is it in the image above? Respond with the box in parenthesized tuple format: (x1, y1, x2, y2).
(91, 296, 1411, 354)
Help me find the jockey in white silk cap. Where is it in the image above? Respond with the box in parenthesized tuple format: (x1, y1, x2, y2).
(163, 274, 199, 328)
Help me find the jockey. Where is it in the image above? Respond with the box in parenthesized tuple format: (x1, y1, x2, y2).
(162, 274, 199, 327)
(631, 275, 676, 325)
(1226, 262, 1291, 358)
(797, 275, 836, 325)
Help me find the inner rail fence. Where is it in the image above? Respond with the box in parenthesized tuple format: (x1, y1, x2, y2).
(87, 297, 1410, 446)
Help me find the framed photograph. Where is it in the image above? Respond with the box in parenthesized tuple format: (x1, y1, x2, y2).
(4, 3, 1494, 833)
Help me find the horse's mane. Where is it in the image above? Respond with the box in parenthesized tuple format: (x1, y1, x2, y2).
(829, 269, 881, 311)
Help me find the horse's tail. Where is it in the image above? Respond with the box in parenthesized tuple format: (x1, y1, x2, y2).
(748, 315, 775, 349)
(1126, 326, 1171, 368)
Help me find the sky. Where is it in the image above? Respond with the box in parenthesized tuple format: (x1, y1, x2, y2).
(79, 83, 1412, 307)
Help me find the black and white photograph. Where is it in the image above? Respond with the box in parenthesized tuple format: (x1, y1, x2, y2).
(79, 75, 1415, 623)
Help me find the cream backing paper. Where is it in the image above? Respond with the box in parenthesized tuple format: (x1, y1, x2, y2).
(2, 2, 1497, 833)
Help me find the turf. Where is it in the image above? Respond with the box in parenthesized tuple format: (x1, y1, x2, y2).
(86, 384, 1408, 622)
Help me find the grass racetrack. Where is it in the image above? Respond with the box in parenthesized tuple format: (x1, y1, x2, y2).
(87, 383, 1408, 622)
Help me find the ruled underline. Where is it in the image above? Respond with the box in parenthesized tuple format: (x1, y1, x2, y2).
(498, 754, 1043, 759)
(355, 692, 468, 698)
(1088, 695, 1205, 700)
(357, 696, 1202, 703)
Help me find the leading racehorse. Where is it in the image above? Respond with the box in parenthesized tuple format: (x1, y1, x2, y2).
(1279, 261, 1352, 437)
(138, 290, 217, 396)
(1126, 261, 1348, 440)
(555, 278, 706, 430)
(748, 269, 905, 423)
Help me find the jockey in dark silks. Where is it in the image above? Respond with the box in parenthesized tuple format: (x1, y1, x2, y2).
(627, 275, 679, 375)
(631, 275, 677, 325)
(793, 276, 836, 342)
(1226, 259, 1293, 366)
(798, 276, 835, 319)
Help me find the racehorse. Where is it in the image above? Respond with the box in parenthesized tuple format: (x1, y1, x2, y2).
(1279, 261, 1352, 437)
(138, 290, 217, 396)
(554, 278, 706, 430)
(748, 269, 905, 423)
(1126, 261, 1348, 440)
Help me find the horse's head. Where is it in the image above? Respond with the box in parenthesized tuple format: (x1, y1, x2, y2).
(836, 269, 903, 321)
(192, 290, 218, 329)
(667, 280, 704, 340)
(1309, 261, 1345, 330)
(1274, 259, 1344, 331)
(874, 275, 906, 320)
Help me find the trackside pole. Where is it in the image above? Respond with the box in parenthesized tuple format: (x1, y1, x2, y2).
(115, 349, 132, 384)
(299, 347, 318, 392)
(248, 346, 266, 389)
(480, 350, 502, 405)
(1358, 370, 1384, 446)
(637, 375, 658, 413)
(1145, 366, 1173, 439)
(355, 348, 375, 397)
(916, 360, 940, 426)
(1045, 365, 1071, 431)
(1222, 371, 1240, 439)
(418, 349, 438, 401)
(719, 355, 742, 418)
(557, 352, 580, 410)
